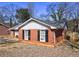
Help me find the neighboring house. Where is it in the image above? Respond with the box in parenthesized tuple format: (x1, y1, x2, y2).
(10, 18, 66, 44)
(0, 23, 10, 35)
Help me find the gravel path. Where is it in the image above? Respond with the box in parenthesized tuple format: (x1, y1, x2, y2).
(0, 41, 79, 57)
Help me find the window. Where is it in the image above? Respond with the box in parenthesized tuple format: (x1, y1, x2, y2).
(40, 30, 46, 40)
(39, 30, 48, 42)
(24, 30, 30, 40)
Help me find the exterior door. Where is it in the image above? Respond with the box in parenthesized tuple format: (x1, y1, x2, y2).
(24, 30, 30, 40)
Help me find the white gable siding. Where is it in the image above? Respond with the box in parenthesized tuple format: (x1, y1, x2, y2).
(21, 21, 48, 30)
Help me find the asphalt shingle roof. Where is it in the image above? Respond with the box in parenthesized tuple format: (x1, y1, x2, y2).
(38, 19, 65, 28)
(0, 23, 10, 28)
(10, 18, 66, 30)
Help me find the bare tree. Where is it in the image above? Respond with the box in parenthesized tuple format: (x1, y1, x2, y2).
(70, 3, 79, 19)
(46, 2, 74, 30)
(68, 3, 79, 32)
(47, 2, 72, 21)
(0, 4, 20, 27)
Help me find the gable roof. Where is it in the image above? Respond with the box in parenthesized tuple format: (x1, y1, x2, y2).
(9, 18, 66, 30)
(37, 19, 66, 29)
(9, 23, 21, 30)
(0, 23, 10, 28)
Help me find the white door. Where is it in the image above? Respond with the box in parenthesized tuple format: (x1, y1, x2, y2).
(24, 30, 30, 40)
(40, 30, 46, 42)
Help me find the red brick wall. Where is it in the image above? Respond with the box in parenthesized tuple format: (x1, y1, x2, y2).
(0, 25, 10, 35)
(18, 28, 64, 44)
(18, 29, 57, 43)
(47, 29, 64, 44)
(30, 29, 38, 41)
(48, 29, 54, 43)
(18, 29, 23, 41)
(30, 29, 56, 43)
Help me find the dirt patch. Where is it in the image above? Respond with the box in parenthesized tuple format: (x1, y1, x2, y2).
(0, 38, 79, 57)
(0, 41, 79, 57)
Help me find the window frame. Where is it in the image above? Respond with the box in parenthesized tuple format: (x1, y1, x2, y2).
(39, 30, 48, 42)
(24, 30, 30, 40)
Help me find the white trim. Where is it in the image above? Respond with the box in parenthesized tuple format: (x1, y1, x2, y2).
(17, 18, 57, 29)
(39, 30, 46, 42)
(9, 24, 21, 30)
(9, 18, 57, 30)
(50, 26, 57, 29)
(24, 30, 30, 40)
(53, 31, 56, 44)
(32, 18, 57, 29)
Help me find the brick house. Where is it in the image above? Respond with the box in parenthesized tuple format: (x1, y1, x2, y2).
(10, 18, 66, 44)
(0, 23, 10, 35)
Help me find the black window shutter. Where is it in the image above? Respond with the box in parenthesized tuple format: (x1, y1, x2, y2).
(45, 30, 48, 42)
(22, 30, 24, 39)
(28, 30, 30, 40)
(38, 30, 40, 41)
